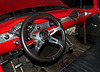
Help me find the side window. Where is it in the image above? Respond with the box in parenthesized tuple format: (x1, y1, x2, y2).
(63, 0, 80, 8)
(82, 0, 93, 8)
(63, 0, 93, 9)
(97, 0, 100, 9)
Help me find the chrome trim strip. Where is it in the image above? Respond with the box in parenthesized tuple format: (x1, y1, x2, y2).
(60, 12, 91, 23)
(0, 33, 18, 44)
(60, 16, 72, 23)
(78, 12, 91, 18)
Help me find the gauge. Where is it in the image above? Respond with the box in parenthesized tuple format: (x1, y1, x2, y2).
(69, 10, 79, 19)
(9, 22, 23, 36)
(9, 21, 36, 36)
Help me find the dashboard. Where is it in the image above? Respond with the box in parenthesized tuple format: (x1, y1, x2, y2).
(0, 9, 92, 55)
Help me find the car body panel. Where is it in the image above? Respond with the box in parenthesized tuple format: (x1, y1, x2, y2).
(0, 66, 3, 72)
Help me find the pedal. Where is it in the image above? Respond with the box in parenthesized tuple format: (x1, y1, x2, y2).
(15, 63, 22, 69)
(11, 59, 24, 72)
(0, 60, 8, 65)
(68, 47, 73, 53)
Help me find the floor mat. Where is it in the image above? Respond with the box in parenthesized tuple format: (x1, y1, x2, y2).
(61, 41, 100, 72)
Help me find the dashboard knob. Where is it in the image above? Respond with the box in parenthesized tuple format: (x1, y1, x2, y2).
(37, 26, 41, 30)
(14, 40, 20, 46)
(4, 35, 10, 39)
(73, 18, 77, 22)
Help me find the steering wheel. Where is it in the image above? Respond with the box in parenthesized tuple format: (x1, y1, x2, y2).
(20, 12, 65, 63)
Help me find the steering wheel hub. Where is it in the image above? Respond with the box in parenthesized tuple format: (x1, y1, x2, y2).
(40, 30, 50, 42)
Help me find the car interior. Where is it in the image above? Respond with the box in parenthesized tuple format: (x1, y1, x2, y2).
(0, 0, 100, 72)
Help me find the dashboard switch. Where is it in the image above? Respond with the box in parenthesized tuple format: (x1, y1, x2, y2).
(14, 40, 20, 46)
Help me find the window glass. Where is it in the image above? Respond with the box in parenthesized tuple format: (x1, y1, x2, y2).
(63, 0, 93, 9)
(0, 6, 66, 23)
(97, 0, 100, 9)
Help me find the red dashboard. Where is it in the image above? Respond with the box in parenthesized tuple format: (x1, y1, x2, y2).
(0, 9, 93, 55)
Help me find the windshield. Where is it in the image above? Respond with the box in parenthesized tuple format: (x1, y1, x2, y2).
(0, 6, 66, 23)
(63, 0, 93, 9)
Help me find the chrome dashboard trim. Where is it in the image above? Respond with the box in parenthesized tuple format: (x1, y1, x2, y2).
(78, 12, 91, 18)
(60, 12, 91, 23)
(0, 12, 91, 44)
(60, 16, 72, 23)
(0, 33, 18, 44)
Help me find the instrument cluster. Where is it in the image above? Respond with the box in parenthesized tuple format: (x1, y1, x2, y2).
(9, 22, 23, 36)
